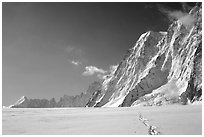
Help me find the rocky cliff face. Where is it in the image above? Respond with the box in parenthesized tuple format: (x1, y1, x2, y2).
(88, 4, 202, 107)
(57, 81, 102, 107)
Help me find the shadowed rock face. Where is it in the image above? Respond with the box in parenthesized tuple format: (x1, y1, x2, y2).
(57, 81, 102, 107)
(86, 89, 101, 107)
(92, 4, 202, 107)
(182, 42, 202, 104)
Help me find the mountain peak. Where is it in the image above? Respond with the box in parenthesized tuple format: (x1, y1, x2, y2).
(92, 5, 202, 107)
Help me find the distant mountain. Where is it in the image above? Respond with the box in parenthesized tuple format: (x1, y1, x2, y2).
(10, 96, 57, 108)
(9, 4, 202, 108)
(57, 81, 102, 107)
(10, 81, 102, 108)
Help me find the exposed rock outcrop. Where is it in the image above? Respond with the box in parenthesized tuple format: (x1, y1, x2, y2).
(57, 81, 102, 107)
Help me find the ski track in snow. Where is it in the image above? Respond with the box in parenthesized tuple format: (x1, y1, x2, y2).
(139, 113, 161, 135)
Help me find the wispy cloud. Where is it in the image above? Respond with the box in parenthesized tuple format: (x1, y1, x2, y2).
(97, 65, 118, 79)
(178, 15, 196, 28)
(70, 60, 82, 66)
(156, 4, 196, 28)
(82, 64, 118, 79)
(82, 66, 107, 76)
(96, 73, 105, 79)
(65, 45, 86, 66)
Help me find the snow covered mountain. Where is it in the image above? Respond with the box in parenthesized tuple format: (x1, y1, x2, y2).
(9, 4, 202, 108)
(57, 81, 102, 107)
(10, 96, 57, 108)
(10, 81, 102, 108)
(88, 4, 202, 107)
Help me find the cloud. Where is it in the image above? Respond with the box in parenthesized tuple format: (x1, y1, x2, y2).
(67, 59, 82, 66)
(70, 60, 82, 66)
(156, 4, 196, 28)
(96, 73, 105, 79)
(98, 65, 119, 79)
(82, 64, 118, 79)
(82, 66, 107, 76)
(65, 46, 86, 66)
(177, 14, 196, 28)
(101, 65, 119, 79)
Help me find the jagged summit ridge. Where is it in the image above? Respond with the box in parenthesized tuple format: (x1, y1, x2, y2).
(10, 81, 102, 108)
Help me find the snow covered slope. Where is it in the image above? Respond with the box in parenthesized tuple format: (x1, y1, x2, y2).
(2, 105, 202, 135)
(89, 4, 202, 107)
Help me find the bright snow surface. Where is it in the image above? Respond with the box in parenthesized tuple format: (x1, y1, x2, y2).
(2, 105, 202, 135)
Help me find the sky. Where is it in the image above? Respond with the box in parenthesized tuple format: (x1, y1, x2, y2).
(2, 2, 195, 106)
